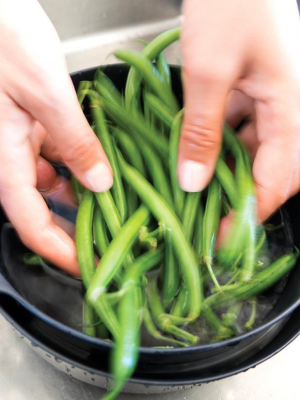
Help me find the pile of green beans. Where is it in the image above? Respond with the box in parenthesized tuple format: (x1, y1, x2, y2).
(71, 29, 299, 400)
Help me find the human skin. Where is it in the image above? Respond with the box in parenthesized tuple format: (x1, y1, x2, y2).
(179, 0, 300, 233)
(0, 0, 113, 276)
(1, 0, 300, 274)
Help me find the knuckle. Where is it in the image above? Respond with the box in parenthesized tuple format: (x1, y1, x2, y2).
(62, 135, 96, 166)
(19, 220, 50, 251)
(184, 63, 231, 86)
(182, 118, 220, 154)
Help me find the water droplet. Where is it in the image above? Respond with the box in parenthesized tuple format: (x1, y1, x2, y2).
(46, 354, 51, 358)
(55, 357, 62, 364)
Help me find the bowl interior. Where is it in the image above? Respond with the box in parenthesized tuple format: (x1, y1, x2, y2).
(0, 65, 300, 366)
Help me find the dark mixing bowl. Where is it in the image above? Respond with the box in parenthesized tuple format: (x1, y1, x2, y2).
(1, 65, 300, 392)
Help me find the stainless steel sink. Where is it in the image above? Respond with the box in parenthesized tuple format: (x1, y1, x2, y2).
(38, 0, 182, 72)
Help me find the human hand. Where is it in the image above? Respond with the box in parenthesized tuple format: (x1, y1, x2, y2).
(179, 0, 300, 223)
(0, 0, 113, 275)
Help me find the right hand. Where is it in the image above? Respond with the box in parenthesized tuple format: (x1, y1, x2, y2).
(0, 0, 113, 276)
(179, 0, 300, 228)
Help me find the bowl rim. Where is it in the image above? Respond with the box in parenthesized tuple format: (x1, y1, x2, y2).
(0, 63, 300, 356)
(1, 302, 300, 386)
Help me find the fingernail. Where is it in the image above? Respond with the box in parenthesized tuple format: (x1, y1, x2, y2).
(178, 160, 207, 192)
(86, 162, 113, 192)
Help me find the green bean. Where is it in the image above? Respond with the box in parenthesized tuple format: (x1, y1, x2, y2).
(71, 175, 84, 204)
(113, 128, 146, 177)
(107, 284, 140, 400)
(202, 177, 222, 290)
(139, 224, 164, 242)
(88, 91, 127, 224)
(123, 247, 164, 282)
(103, 248, 164, 399)
(82, 299, 97, 337)
(76, 190, 96, 288)
(143, 92, 174, 129)
(94, 70, 123, 106)
(92, 296, 120, 342)
(76, 190, 116, 338)
(205, 251, 298, 309)
(222, 303, 242, 328)
(147, 277, 199, 344)
(95, 190, 136, 269)
(77, 80, 92, 105)
(125, 131, 173, 207)
(126, 183, 139, 218)
(202, 305, 234, 341)
(114, 49, 178, 113)
(143, 84, 157, 128)
(23, 254, 43, 265)
(96, 323, 109, 340)
(171, 286, 189, 318)
(117, 153, 202, 321)
(220, 127, 256, 266)
(264, 223, 284, 232)
(169, 110, 185, 216)
(240, 220, 256, 281)
(95, 191, 121, 238)
(93, 206, 109, 257)
(244, 298, 257, 330)
(143, 306, 188, 347)
(222, 195, 231, 216)
(215, 157, 237, 208)
(93, 206, 124, 287)
(194, 203, 204, 256)
(256, 229, 267, 254)
(96, 249, 159, 308)
(113, 128, 146, 218)
(103, 247, 163, 305)
(156, 52, 171, 86)
(100, 96, 169, 160)
(87, 206, 150, 302)
(114, 128, 173, 206)
(162, 228, 180, 306)
(73, 81, 91, 205)
(125, 27, 180, 109)
(183, 192, 201, 242)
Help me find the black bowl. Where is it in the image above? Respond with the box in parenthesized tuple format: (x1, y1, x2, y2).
(1, 65, 300, 385)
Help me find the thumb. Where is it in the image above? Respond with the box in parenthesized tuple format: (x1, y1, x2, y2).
(11, 65, 113, 194)
(177, 70, 229, 192)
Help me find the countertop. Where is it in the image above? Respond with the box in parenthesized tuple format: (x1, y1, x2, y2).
(1, 313, 299, 400)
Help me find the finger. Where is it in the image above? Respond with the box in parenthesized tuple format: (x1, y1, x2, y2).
(0, 99, 80, 276)
(178, 68, 231, 191)
(1, 187, 80, 276)
(30, 122, 62, 163)
(237, 120, 259, 160)
(179, 1, 238, 192)
(37, 156, 77, 207)
(36, 156, 58, 192)
(51, 213, 75, 239)
(6, 50, 112, 193)
(253, 138, 300, 222)
(225, 90, 254, 128)
(41, 133, 62, 163)
(217, 210, 234, 248)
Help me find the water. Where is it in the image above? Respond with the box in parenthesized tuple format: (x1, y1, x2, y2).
(0, 191, 295, 346)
